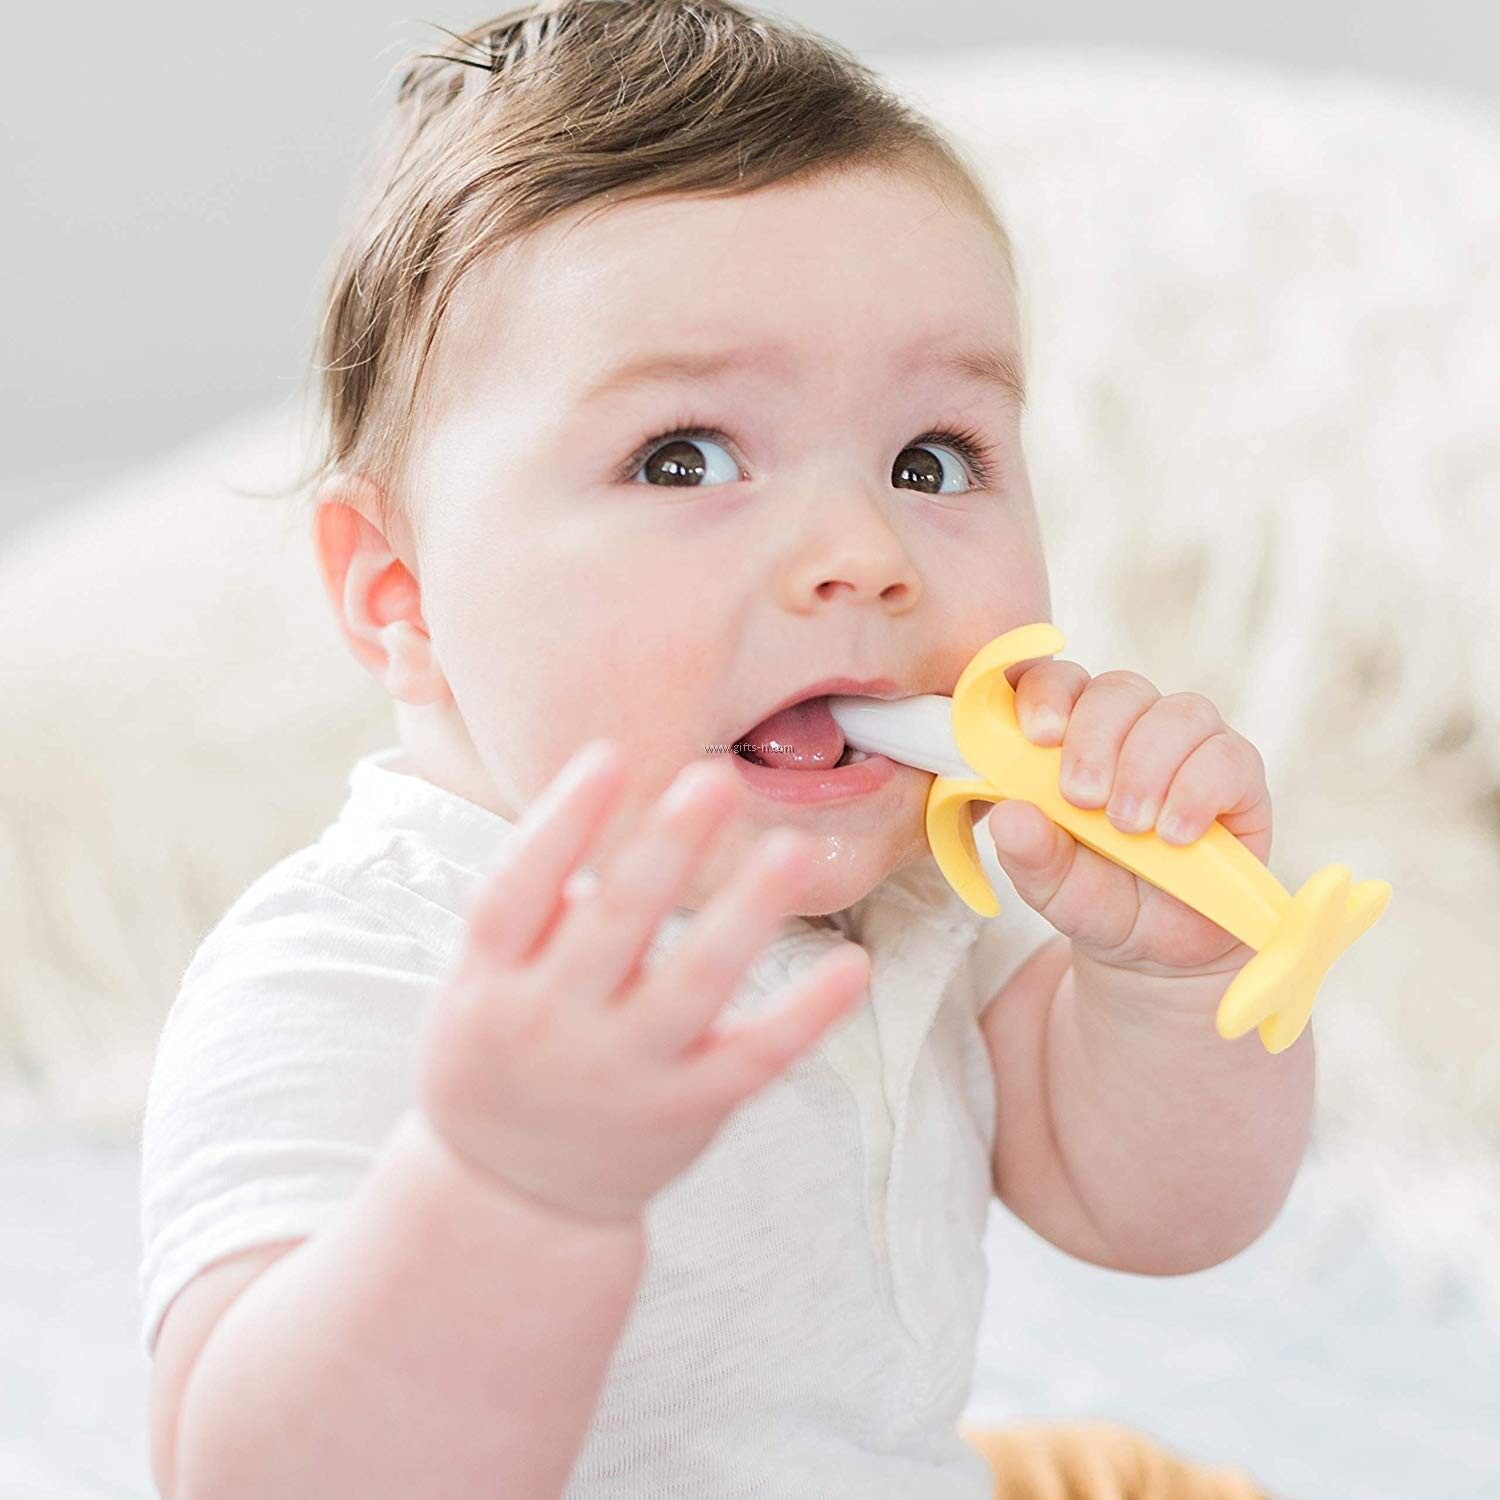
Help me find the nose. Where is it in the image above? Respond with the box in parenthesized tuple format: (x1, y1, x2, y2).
(777, 490, 922, 614)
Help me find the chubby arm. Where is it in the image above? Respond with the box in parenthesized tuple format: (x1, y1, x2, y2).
(977, 936, 1314, 1274)
(975, 655, 1316, 1274)
(979, 936, 1129, 1266)
(163, 1109, 646, 1500)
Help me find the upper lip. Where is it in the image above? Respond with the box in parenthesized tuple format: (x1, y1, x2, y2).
(741, 675, 906, 734)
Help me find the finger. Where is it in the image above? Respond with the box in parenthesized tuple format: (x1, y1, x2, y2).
(1055, 670, 1161, 809)
(1009, 659, 1091, 744)
(537, 756, 746, 1003)
(986, 798, 1078, 915)
(986, 799, 1140, 950)
(1102, 691, 1224, 834)
(1155, 729, 1272, 862)
(628, 824, 826, 1056)
(457, 738, 629, 974)
(678, 942, 872, 1109)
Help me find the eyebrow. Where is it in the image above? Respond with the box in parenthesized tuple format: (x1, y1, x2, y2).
(936, 342, 1028, 410)
(573, 337, 1027, 411)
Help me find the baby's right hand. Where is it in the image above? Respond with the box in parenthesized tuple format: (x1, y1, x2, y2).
(416, 740, 871, 1226)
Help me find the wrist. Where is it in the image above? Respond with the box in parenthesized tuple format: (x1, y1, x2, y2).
(396, 1108, 648, 1250)
(1068, 943, 1249, 1033)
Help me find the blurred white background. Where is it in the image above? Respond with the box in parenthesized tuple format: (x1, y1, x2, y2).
(2, 4, 1497, 1499)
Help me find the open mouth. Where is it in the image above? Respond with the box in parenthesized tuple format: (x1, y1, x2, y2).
(726, 687, 899, 805)
(736, 744, 872, 768)
(732, 695, 871, 770)
(733, 739, 872, 770)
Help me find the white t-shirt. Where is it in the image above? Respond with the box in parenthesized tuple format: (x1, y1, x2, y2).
(139, 746, 1055, 1497)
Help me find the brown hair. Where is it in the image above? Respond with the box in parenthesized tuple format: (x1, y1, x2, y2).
(297, 0, 1015, 540)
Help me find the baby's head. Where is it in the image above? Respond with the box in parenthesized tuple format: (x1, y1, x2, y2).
(307, 0, 1050, 916)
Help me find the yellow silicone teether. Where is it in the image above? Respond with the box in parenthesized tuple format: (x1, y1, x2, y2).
(842, 624, 1392, 1054)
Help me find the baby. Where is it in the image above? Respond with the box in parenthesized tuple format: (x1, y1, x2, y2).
(139, 3, 1306, 1496)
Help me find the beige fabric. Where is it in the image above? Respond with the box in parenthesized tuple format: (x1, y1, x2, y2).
(960, 1422, 1274, 1500)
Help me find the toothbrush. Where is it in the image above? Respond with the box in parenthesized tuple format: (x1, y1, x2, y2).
(827, 623, 1391, 1054)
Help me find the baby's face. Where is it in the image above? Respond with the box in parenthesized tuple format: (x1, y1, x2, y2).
(401, 162, 1049, 915)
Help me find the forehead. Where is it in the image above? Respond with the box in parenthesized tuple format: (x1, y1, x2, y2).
(424, 164, 1020, 416)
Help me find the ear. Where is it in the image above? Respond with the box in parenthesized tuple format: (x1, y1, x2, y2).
(311, 472, 450, 707)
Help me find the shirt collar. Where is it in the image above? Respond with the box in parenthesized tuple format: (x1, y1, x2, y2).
(342, 745, 521, 876)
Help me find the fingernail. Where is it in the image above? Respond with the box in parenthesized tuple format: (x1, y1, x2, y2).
(1158, 814, 1193, 845)
(987, 801, 1033, 857)
(659, 759, 723, 814)
(567, 738, 619, 783)
(1063, 765, 1105, 803)
(762, 827, 807, 863)
(1024, 708, 1064, 742)
(989, 822, 1025, 858)
(1110, 794, 1142, 829)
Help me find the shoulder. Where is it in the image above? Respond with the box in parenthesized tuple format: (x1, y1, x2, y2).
(146, 830, 462, 1124)
(163, 777, 490, 1035)
(183, 820, 467, 986)
(138, 834, 457, 1357)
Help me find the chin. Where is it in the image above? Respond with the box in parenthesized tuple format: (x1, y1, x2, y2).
(797, 843, 922, 917)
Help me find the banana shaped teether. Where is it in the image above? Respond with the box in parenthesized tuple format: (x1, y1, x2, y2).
(827, 623, 1391, 1054)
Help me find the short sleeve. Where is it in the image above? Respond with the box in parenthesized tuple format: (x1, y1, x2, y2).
(964, 835, 1062, 1018)
(137, 869, 446, 1359)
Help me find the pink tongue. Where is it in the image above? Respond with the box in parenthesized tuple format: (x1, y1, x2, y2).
(741, 697, 846, 769)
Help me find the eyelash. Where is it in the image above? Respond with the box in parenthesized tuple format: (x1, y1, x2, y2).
(615, 418, 1001, 490)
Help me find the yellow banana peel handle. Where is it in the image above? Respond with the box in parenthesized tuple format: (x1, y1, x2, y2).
(926, 623, 1392, 1054)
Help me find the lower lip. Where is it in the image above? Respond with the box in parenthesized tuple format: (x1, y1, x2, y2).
(729, 751, 899, 804)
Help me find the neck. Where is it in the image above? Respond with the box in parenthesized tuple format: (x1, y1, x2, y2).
(393, 698, 516, 821)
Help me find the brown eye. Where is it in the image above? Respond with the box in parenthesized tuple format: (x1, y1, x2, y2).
(632, 433, 739, 488)
(893, 442, 970, 495)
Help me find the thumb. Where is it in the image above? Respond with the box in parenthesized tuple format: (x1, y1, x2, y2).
(985, 800, 1068, 901)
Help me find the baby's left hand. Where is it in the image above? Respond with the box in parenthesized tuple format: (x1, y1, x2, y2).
(985, 660, 1272, 980)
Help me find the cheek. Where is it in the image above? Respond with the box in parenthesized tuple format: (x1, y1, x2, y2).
(430, 531, 734, 790)
(918, 504, 976, 543)
(930, 510, 1048, 629)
